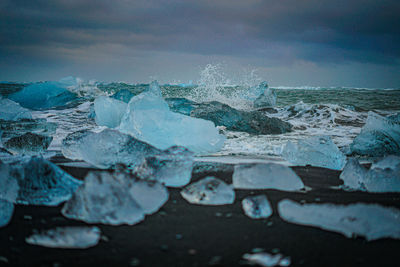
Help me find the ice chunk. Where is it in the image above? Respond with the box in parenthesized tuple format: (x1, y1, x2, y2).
(119, 81, 225, 154)
(166, 98, 198, 116)
(2, 157, 82, 206)
(181, 176, 235, 205)
(4, 133, 52, 155)
(278, 199, 400, 241)
(339, 158, 368, 191)
(135, 146, 194, 187)
(340, 156, 400, 192)
(26, 226, 101, 249)
(111, 89, 136, 103)
(0, 162, 19, 202)
(0, 200, 14, 227)
(190, 101, 291, 134)
(94, 96, 127, 128)
(242, 195, 273, 219)
(282, 136, 347, 170)
(233, 163, 304, 191)
(8, 81, 77, 110)
(0, 118, 57, 140)
(61, 129, 161, 169)
(62, 171, 168, 225)
(0, 98, 32, 121)
(253, 82, 277, 108)
(243, 252, 290, 267)
(350, 112, 400, 157)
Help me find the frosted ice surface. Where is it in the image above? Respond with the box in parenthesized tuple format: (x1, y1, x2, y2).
(0, 98, 32, 121)
(242, 195, 273, 219)
(94, 96, 127, 128)
(62, 171, 168, 225)
(135, 146, 194, 187)
(340, 156, 400, 192)
(4, 133, 52, 155)
(282, 136, 347, 170)
(278, 199, 400, 241)
(61, 129, 161, 169)
(26, 226, 101, 249)
(339, 158, 368, 191)
(253, 82, 277, 108)
(233, 163, 304, 191)
(350, 111, 400, 157)
(9, 80, 77, 110)
(243, 252, 290, 267)
(3, 156, 82, 206)
(181, 176, 235, 205)
(0, 200, 14, 228)
(119, 81, 225, 154)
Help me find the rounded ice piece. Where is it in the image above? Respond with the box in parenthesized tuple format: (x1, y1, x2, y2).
(233, 163, 304, 191)
(181, 176, 235, 205)
(242, 195, 273, 219)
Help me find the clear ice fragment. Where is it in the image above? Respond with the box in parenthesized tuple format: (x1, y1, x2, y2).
(242, 195, 273, 219)
(233, 163, 304, 191)
(282, 136, 347, 170)
(253, 82, 277, 108)
(111, 89, 136, 103)
(243, 252, 290, 267)
(0, 98, 32, 121)
(339, 158, 368, 191)
(181, 176, 235, 205)
(94, 96, 127, 128)
(278, 199, 400, 241)
(26, 226, 101, 249)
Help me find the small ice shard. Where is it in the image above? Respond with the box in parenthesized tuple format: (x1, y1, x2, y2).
(0, 118, 57, 140)
(0, 200, 14, 227)
(135, 146, 194, 187)
(350, 111, 400, 157)
(119, 81, 225, 154)
(0, 98, 32, 121)
(181, 176, 235, 205)
(8, 80, 77, 110)
(2, 157, 82, 206)
(282, 136, 347, 170)
(166, 98, 198, 116)
(62, 171, 168, 225)
(61, 129, 161, 169)
(4, 133, 52, 155)
(278, 199, 400, 241)
(339, 158, 368, 191)
(340, 156, 400, 192)
(233, 163, 304, 191)
(253, 82, 277, 108)
(25, 226, 101, 249)
(242, 195, 273, 219)
(243, 252, 290, 267)
(94, 96, 127, 128)
(111, 89, 136, 103)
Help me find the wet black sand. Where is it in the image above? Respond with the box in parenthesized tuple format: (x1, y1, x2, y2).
(1, 162, 400, 267)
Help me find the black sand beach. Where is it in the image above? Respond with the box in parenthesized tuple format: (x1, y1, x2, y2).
(1, 162, 399, 267)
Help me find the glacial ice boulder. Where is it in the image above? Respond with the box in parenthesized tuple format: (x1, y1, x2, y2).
(4, 133, 52, 155)
(0, 118, 57, 140)
(253, 82, 277, 108)
(181, 176, 235, 205)
(119, 81, 225, 154)
(189, 101, 291, 135)
(26, 226, 101, 249)
(350, 112, 400, 157)
(0, 98, 32, 121)
(340, 156, 400, 192)
(233, 163, 304, 191)
(242, 195, 273, 219)
(278, 199, 400, 241)
(282, 136, 347, 170)
(62, 171, 168, 225)
(111, 89, 136, 103)
(94, 96, 127, 128)
(0, 199, 14, 227)
(1, 157, 82, 206)
(135, 146, 194, 187)
(8, 80, 77, 110)
(61, 129, 161, 169)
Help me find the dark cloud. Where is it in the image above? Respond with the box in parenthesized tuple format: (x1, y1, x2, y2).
(1, 0, 399, 85)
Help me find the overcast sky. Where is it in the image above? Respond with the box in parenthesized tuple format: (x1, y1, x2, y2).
(1, 0, 399, 87)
